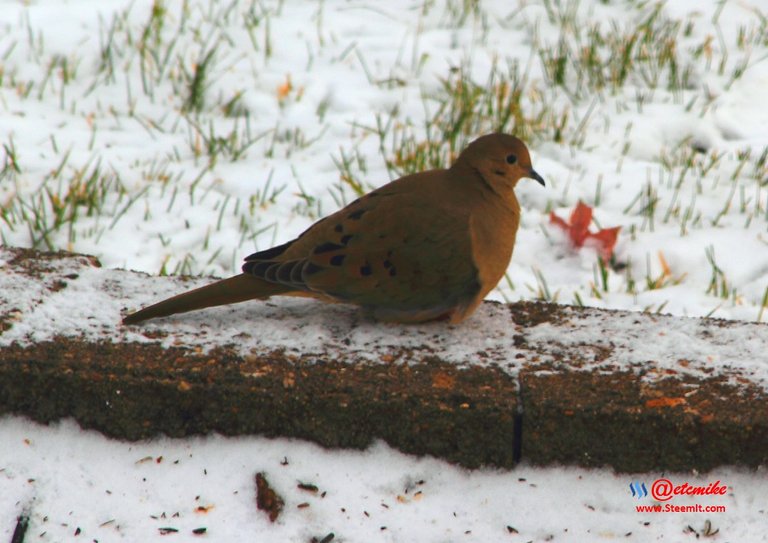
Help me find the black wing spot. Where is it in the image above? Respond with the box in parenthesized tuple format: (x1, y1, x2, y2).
(389, 267, 397, 277)
(383, 260, 392, 269)
(360, 263, 372, 276)
(330, 255, 345, 266)
(494, 169, 504, 176)
(334, 224, 343, 233)
(347, 209, 367, 220)
(314, 242, 345, 254)
(340, 234, 353, 245)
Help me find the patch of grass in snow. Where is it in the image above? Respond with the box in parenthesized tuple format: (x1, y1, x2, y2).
(184, 115, 272, 167)
(0, 0, 306, 271)
(532, 1, 768, 242)
(538, 2, 696, 98)
(538, 0, 768, 99)
(1, 153, 131, 251)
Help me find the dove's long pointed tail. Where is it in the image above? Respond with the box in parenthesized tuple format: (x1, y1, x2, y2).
(122, 273, 291, 324)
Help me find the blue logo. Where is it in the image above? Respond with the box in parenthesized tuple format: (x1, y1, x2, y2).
(629, 481, 648, 498)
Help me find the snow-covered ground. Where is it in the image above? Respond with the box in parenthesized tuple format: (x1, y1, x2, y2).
(2, 417, 765, 543)
(2, 0, 767, 540)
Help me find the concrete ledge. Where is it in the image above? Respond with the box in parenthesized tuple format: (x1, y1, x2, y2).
(1, 247, 766, 472)
(0, 340, 518, 469)
(521, 370, 767, 472)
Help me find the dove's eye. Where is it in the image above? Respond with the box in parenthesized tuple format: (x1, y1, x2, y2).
(506, 154, 517, 164)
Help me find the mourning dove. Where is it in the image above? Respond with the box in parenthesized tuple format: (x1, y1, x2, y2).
(122, 133, 545, 325)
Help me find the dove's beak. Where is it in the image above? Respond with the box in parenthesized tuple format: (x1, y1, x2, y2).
(527, 168, 546, 187)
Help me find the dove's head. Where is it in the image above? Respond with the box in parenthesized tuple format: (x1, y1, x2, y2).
(453, 133, 545, 192)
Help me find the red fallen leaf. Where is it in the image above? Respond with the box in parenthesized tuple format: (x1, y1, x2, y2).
(550, 201, 621, 260)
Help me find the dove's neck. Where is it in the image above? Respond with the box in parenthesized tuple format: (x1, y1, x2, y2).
(450, 162, 519, 211)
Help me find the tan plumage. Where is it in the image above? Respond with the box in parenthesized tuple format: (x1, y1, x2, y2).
(122, 133, 545, 325)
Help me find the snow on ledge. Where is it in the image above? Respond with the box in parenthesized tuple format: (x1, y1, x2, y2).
(1, 246, 767, 391)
